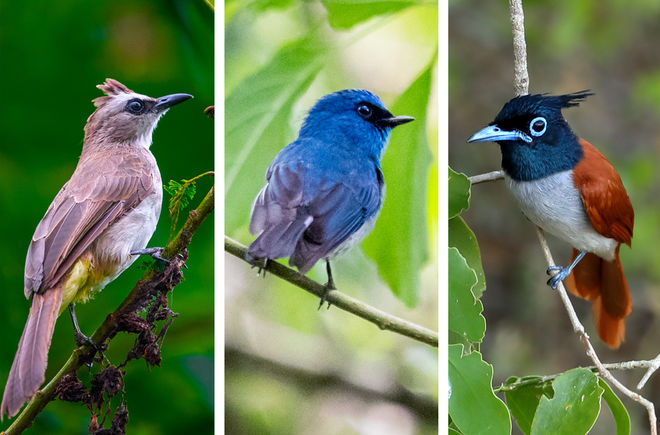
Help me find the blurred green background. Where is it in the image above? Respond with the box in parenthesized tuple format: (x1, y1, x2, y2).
(450, 0, 660, 433)
(0, 1, 213, 433)
(225, 1, 438, 434)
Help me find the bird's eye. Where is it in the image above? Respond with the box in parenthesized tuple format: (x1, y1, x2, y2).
(126, 99, 146, 115)
(357, 104, 372, 119)
(529, 116, 547, 137)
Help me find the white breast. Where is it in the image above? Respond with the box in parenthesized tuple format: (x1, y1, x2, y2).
(505, 171, 617, 260)
(92, 170, 163, 284)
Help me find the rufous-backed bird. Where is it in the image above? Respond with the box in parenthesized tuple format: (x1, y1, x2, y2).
(468, 91, 634, 349)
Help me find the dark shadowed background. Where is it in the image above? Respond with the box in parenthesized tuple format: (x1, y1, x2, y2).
(450, 0, 660, 433)
(0, 1, 213, 433)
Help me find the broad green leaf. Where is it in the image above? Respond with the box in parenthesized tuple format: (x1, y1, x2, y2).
(531, 368, 603, 435)
(321, 0, 419, 29)
(225, 38, 326, 234)
(449, 167, 470, 219)
(448, 247, 485, 342)
(449, 216, 485, 297)
(448, 428, 462, 434)
(599, 379, 631, 435)
(504, 376, 546, 435)
(449, 344, 511, 435)
(362, 57, 434, 307)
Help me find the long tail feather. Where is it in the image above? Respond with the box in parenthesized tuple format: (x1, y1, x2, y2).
(1, 287, 63, 419)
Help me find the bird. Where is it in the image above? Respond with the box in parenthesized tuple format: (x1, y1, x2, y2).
(245, 89, 414, 304)
(467, 91, 634, 349)
(1, 78, 192, 419)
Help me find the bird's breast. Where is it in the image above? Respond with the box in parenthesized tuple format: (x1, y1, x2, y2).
(88, 171, 163, 287)
(505, 170, 618, 260)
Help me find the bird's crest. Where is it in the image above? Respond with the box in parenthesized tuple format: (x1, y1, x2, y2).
(93, 78, 134, 108)
(496, 90, 594, 122)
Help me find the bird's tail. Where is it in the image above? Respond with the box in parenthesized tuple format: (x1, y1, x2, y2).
(564, 247, 632, 349)
(1, 287, 63, 419)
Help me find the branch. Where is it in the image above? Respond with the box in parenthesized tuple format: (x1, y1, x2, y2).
(468, 171, 504, 185)
(224, 237, 438, 347)
(226, 344, 438, 424)
(4, 185, 215, 434)
(508, 0, 529, 96)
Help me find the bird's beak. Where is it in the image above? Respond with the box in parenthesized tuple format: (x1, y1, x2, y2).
(467, 125, 532, 143)
(154, 93, 194, 112)
(381, 115, 415, 129)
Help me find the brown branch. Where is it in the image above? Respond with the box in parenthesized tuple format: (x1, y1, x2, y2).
(225, 237, 438, 347)
(3, 185, 214, 434)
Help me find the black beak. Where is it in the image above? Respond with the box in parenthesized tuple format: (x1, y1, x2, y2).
(154, 93, 193, 112)
(380, 115, 415, 129)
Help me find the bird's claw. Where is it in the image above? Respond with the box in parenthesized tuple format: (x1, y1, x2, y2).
(318, 281, 336, 310)
(546, 267, 570, 289)
(131, 247, 187, 268)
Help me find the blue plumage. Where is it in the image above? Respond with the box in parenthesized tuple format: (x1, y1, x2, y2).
(246, 89, 413, 293)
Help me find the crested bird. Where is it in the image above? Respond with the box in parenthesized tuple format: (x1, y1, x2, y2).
(468, 91, 634, 349)
(245, 89, 414, 304)
(1, 78, 192, 418)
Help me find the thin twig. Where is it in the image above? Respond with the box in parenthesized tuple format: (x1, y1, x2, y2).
(224, 237, 438, 347)
(508, 0, 529, 96)
(3, 186, 215, 434)
(468, 171, 504, 185)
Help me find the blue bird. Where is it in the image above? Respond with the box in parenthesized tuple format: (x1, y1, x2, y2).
(246, 89, 414, 305)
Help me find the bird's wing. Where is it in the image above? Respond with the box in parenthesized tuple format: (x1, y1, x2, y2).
(573, 138, 634, 245)
(248, 159, 382, 273)
(25, 151, 156, 296)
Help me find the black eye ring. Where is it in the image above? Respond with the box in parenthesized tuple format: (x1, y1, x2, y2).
(529, 116, 547, 137)
(357, 104, 372, 119)
(126, 99, 146, 115)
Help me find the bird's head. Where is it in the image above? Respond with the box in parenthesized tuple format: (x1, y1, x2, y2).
(468, 91, 593, 181)
(84, 78, 192, 149)
(298, 89, 414, 160)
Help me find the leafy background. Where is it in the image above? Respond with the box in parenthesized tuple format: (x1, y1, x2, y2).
(0, 1, 213, 433)
(451, 0, 660, 433)
(225, 1, 438, 433)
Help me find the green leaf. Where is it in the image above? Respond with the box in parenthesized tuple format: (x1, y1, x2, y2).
(321, 0, 419, 29)
(531, 368, 604, 435)
(449, 344, 511, 435)
(225, 38, 326, 234)
(448, 247, 485, 342)
(362, 57, 434, 307)
(599, 379, 631, 435)
(449, 216, 485, 297)
(505, 376, 546, 435)
(449, 167, 470, 219)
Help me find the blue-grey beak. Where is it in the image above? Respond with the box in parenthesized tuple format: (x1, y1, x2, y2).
(467, 125, 532, 143)
(154, 93, 193, 112)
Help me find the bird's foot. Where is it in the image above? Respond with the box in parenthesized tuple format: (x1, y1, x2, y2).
(546, 266, 570, 289)
(74, 330, 97, 350)
(131, 247, 187, 268)
(318, 280, 336, 310)
(247, 257, 268, 277)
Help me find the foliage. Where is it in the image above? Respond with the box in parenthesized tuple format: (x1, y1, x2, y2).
(164, 171, 214, 238)
(448, 166, 631, 434)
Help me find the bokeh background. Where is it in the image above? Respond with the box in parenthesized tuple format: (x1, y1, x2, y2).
(225, 1, 438, 434)
(0, 1, 213, 433)
(450, 0, 660, 433)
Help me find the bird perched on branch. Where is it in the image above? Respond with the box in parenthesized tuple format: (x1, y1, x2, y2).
(1, 79, 192, 419)
(468, 91, 634, 349)
(246, 89, 414, 304)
